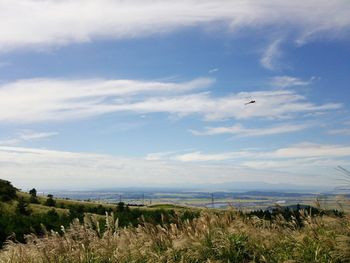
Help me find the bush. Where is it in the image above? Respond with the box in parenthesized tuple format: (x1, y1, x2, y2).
(44, 194, 56, 207)
(15, 197, 31, 216)
(0, 179, 17, 202)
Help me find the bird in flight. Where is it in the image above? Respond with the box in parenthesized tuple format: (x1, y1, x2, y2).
(244, 100, 256, 105)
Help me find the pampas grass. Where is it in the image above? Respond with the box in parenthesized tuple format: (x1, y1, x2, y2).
(0, 209, 349, 263)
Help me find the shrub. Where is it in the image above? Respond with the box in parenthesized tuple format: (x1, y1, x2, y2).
(44, 194, 56, 207)
(0, 179, 17, 202)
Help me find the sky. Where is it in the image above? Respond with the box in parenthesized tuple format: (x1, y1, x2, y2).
(0, 0, 350, 191)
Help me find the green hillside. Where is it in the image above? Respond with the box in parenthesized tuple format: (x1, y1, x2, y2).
(1, 179, 349, 262)
(0, 179, 198, 249)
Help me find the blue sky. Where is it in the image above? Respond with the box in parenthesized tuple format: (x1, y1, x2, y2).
(0, 0, 349, 190)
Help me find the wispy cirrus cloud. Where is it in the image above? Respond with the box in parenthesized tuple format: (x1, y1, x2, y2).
(1, 1, 350, 52)
(328, 128, 350, 136)
(148, 142, 350, 163)
(264, 142, 350, 159)
(191, 123, 310, 137)
(0, 145, 292, 189)
(0, 78, 341, 123)
(328, 121, 350, 136)
(208, 68, 219, 74)
(159, 143, 350, 181)
(260, 39, 283, 70)
(0, 143, 347, 189)
(0, 130, 58, 146)
(0, 77, 212, 123)
(172, 151, 253, 162)
(270, 76, 315, 88)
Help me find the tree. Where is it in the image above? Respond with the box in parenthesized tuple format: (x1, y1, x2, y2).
(0, 179, 17, 202)
(29, 188, 37, 197)
(45, 194, 56, 207)
(116, 202, 126, 212)
(29, 188, 39, 204)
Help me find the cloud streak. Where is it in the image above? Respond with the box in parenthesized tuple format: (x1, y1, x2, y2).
(0, 1, 350, 51)
(0, 78, 341, 123)
(0, 130, 58, 146)
(270, 76, 315, 88)
(171, 143, 350, 162)
(191, 123, 310, 137)
(156, 143, 350, 182)
(1, 144, 342, 189)
(260, 39, 283, 70)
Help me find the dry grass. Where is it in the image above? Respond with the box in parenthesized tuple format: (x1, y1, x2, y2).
(0, 210, 349, 263)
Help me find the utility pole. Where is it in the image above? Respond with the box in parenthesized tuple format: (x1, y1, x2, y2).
(211, 193, 214, 208)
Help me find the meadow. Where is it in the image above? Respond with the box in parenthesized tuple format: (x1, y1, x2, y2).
(0, 209, 349, 263)
(1, 179, 350, 262)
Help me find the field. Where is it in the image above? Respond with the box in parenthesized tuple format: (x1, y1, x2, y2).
(1, 209, 349, 262)
(46, 190, 350, 212)
(1, 181, 350, 262)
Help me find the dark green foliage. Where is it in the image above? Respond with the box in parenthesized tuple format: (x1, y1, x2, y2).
(0, 180, 201, 249)
(68, 204, 85, 221)
(29, 195, 39, 204)
(116, 202, 127, 212)
(65, 201, 188, 228)
(45, 194, 56, 207)
(15, 197, 31, 216)
(0, 208, 71, 248)
(28, 188, 39, 204)
(180, 209, 200, 221)
(28, 188, 37, 197)
(247, 204, 344, 228)
(0, 179, 17, 202)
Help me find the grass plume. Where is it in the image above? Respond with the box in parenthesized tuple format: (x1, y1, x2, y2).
(0, 209, 349, 263)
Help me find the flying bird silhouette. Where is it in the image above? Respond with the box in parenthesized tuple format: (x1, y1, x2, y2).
(244, 100, 256, 105)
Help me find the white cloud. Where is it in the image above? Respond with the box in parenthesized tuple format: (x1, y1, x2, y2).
(260, 39, 283, 70)
(328, 128, 350, 136)
(0, 145, 294, 189)
(0, 77, 213, 123)
(173, 151, 253, 162)
(241, 158, 349, 172)
(270, 76, 315, 88)
(0, 1, 350, 52)
(145, 151, 180, 161)
(0, 130, 58, 146)
(328, 121, 350, 136)
(147, 142, 350, 189)
(0, 143, 347, 189)
(208, 68, 219, 74)
(0, 78, 341, 123)
(159, 143, 350, 176)
(265, 142, 350, 159)
(191, 123, 310, 137)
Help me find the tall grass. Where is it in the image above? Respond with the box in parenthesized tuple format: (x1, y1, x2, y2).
(0, 210, 349, 263)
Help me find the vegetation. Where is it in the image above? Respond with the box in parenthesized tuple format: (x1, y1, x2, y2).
(0, 210, 349, 263)
(0, 179, 349, 262)
(45, 194, 56, 207)
(0, 179, 17, 202)
(0, 185, 199, 249)
(28, 188, 39, 204)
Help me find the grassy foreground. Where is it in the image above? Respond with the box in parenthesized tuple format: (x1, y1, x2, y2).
(0, 210, 349, 263)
